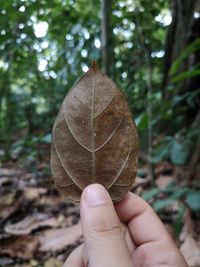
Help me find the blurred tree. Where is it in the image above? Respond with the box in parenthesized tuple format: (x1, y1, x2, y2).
(0, 0, 199, 169)
(101, 0, 113, 75)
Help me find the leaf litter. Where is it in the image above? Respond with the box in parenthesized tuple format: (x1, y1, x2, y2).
(0, 147, 199, 266)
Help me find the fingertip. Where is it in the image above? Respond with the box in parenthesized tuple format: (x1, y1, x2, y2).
(80, 183, 123, 240)
(115, 191, 171, 246)
(115, 192, 148, 218)
(81, 183, 111, 207)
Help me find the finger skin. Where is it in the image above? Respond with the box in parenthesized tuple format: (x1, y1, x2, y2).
(63, 244, 84, 267)
(115, 192, 173, 245)
(64, 189, 188, 267)
(80, 184, 133, 267)
(115, 192, 189, 267)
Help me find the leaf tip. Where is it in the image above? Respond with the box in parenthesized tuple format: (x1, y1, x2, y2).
(90, 60, 98, 71)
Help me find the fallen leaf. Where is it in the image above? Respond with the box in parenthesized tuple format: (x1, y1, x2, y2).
(0, 235, 38, 259)
(39, 223, 82, 252)
(0, 168, 14, 177)
(155, 175, 174, 190)
(57, 214, 74, 227)
(24, 187, 47, 200)
(180, 209, 195, 242)
(180, 234, 200, 267)
(0, 191, 16, 208)
(132, 176, 151, 189)
(0, 190, 23, 223)
(44, 258, 63, 267)
(179, 209, 200, 266)
(0, 168, 21, 177)
(35, 195, 62, 207)
(0, 257, 14, 266)
(0, 197, 23, 223)
(5, 213, 60, 235)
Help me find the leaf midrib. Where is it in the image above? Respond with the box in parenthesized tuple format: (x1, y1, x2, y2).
(91, 71, 96, 181)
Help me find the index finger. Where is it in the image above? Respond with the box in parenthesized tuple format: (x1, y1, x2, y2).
(115, 192, 172, 246)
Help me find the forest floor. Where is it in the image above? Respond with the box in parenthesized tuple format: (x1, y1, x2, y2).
(0, 143, 200, 267)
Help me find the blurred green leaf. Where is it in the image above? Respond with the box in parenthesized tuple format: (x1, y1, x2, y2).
(172, 187, 188, 198)
(142, 187, 160, 201)
(150, 137, 172, 164)
(153, 198, 177, 212)
(170, 38, 200, 75)
(41, 133, 52, 144)
(135, 113, 148, 131)
(186, 191, 200, 211)
(171, 68, 200, 83)
(170, 139, 190, 165)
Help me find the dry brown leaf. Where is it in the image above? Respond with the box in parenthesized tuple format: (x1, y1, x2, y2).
(24, 187, 47, 200)
(180, 234, 200, 267)
(0, 197, 23, 222)
(35, 194, 62, 207)
(0, 191, 16, 208)
(0, 257, 14, 266)
(155, 175, 174, 190)
(179, 209, 195, 242)
(179, 209, 200, 266)
(44, 258, 63, 267)
(132, 176, 151, 189)
(0, 190, 23, 223)
(51, 62, 139, 202)
(39, 223, 82, 252)
(0, 235, 38, 259)
(5, 213, 60, 235)
(0, 168, 18, 177)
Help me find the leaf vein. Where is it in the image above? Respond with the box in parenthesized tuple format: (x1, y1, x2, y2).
(64, 117, 92, 152)
(93, 89, 115, 119)
(108, 144, 133, 189)
(76, 95, 92, 109)
(95, 118, 123, 152)
(53, 140, 84, 190)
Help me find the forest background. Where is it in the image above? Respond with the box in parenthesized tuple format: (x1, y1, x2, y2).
(0, 0, 200, 266)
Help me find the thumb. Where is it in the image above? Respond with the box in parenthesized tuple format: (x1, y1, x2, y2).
(80, 184, 133, 267)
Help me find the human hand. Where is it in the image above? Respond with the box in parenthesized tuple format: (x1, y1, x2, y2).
(64, 184, 188, 267)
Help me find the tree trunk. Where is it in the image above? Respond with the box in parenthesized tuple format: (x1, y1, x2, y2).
(101, 0, 113, 75)
(162, 0, 197, 99)
(162, 0, 178, 98)
(145, 48, 154, 181)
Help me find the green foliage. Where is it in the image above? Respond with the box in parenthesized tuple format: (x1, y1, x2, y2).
(186, 191, 200, 211)
(172, 68, 200, 83)
(135, 113, 148, 131)
(153, 198, 176, 212)
(142, 187, 160, 201)
(141, 182, 199, 214)
(170, 38, 200, 75)
(0, 0, 170, 156)
(151, 135, 192, 165)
